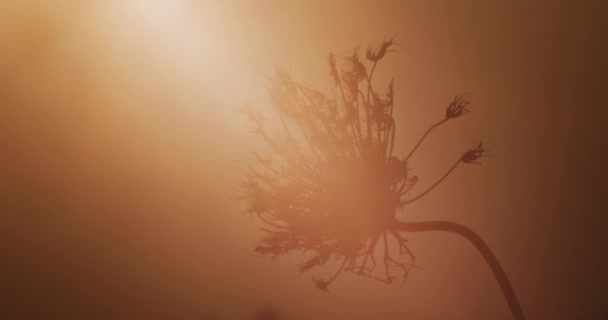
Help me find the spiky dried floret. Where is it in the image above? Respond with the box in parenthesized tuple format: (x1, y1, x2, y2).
(462, 142, 490, 164)
(366, 35, 397, 62)
(445, 94, 471, 119)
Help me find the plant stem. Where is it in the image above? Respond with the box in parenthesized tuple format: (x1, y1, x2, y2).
(401, 158, 461, 205)
(404, 118, 448, 162)
(394, 220, 525, 320)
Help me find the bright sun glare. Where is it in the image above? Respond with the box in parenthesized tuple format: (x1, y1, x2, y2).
(123, 0, 251, 98)
(119, 0, 259, 133)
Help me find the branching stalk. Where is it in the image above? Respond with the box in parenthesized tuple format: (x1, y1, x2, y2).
(404, 118, 449, 162)
(401, 158, 461, 205)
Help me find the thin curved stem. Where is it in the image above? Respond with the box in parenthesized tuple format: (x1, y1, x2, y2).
(401, 158, 461, 205)
(404, 118, 448, 162)
(393, 220, 525, 320)
(326, 257, 349, 286)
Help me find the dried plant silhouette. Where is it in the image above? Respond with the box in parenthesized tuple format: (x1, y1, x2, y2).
(238, 38, 525, 320)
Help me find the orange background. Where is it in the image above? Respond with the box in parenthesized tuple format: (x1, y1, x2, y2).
(2, 1, 607, 319)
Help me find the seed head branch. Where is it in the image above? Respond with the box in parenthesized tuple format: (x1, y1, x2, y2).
(400, 157, 461, 206)
(404, 118, 448, 163)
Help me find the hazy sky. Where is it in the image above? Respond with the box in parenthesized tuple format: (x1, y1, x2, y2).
(2, 1, 607, 319)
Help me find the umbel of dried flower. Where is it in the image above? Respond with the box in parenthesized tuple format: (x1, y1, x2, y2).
(238, 38, 524, 320)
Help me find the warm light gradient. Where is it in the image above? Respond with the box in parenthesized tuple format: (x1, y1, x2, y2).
(2, 1, 607, 320)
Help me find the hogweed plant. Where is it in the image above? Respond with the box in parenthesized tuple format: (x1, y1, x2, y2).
(238, 38, 525, 320)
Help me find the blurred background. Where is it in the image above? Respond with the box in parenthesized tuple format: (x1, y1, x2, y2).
(1, 1, 607, 319)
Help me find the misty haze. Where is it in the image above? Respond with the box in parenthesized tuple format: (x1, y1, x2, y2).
(2, 1, 607, 320)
